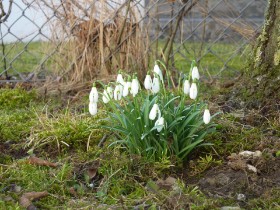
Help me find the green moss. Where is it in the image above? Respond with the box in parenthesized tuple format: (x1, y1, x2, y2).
(274, 50, 280, 66)
(0, 88, 37, 110)
(0, 109, 36, 142)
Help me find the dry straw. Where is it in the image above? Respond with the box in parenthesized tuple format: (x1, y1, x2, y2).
(37, 0, 148, 88)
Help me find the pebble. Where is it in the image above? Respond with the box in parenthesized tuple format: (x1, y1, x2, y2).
(247, 164, 257, 173)
(237, 193, 246, 201)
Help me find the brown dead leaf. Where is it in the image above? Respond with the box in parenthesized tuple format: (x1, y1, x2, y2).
(23, 191, 49, 200)
(19, 191, 48, 208)
(69, 187, 78, 197)
(27, 156, 57, 168)
(88, 167, 97, 180)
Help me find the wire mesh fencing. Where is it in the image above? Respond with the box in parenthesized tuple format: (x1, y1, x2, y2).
(0, 0, 267, 84)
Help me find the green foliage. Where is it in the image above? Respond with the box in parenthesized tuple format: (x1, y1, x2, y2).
(101, 61, 218, 162)
(189, 154, 223, 176)
(0, 88, 37, 109)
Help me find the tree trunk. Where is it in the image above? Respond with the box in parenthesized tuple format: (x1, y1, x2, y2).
(246, 0, 280, 104)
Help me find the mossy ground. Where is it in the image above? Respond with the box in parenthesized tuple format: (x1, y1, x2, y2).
(0, 87, 279, 209)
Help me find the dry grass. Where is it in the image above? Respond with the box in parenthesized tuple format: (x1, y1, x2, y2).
(36, 0, 148, 85)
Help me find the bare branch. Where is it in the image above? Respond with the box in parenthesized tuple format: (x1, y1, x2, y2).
(0, 0, 13, 23)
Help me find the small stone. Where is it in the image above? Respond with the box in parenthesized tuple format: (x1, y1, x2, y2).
(220, 207, 241, 210)
(216, 173, 230, 186)
(239, 151, 255, 157)
(253, 151, 262, 158)
(206, 178, 216, 186)
(247, 164, 257, 173)
(237, 193, 246, 201)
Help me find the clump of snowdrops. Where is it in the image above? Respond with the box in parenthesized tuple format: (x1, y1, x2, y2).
(89, 61, 217, 161)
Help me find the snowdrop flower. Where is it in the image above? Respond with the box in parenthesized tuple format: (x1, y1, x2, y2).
(116, 73, 125, 85)
(152, 77, 160, 94)
(203, 109, 211, 124)
(122, 81, 131, 97)
(191, 66, 200, 80)
(89, 102, 97, 115)
(144, 74, 152, 90)
(155, 117, 165, 132)
(102, 86, 113, 103)
(89, 86, 98, 103)
(114, 84, 123, 100)
(189, 83, 198, 100)
(183, 80, 190, 95)
(153, 64, 163, 82)
(149, 104, 161, 120)
(131, 78, 139, 97)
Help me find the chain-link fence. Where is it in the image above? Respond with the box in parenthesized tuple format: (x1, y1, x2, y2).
(0, 0, 267, 84)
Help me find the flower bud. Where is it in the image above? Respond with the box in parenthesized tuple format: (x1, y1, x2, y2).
(114, 84, 122, 100)
(102, 86, 113, 103)
(89, 86, 98, 103)
(189, 83, 198, 100)
(155, 116, 165, 132)
(183, 80, 190, 95)
(203, 109, 211, 124)
(89, 102, 97, 115)
(131, 78, 139, 97)
(149, 104, 161, 120)
(191, 66, 200, 80)
(144, 75, 152, 90)
(152, 77, 160, 94)
(117, 73, 125, 85)
(123, 81, 131, 97)
(153, 64, 163, 82)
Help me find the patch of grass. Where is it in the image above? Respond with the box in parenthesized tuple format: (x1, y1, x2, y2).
(205, 114, 263, 157)
(150, 40, 249, 80)
(27, 108, 106, 153)
(0, 161, 75, 208)
(0, 41, 51, 74)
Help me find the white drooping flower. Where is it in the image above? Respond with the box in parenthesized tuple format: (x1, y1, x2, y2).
(155, 116, 165, 132)
(203, 109, 211, 124)
(116, 73, 125, 85)
(114, 84, 123, 100)
(189, 83, 198, 100)
(102, 86, 113, 103)
(149, 104, 161, 120)
(144, 75, 152, 90)
(152, 77, 160, 94)
(89, 102, 97, 115)
(89, 86, 98, 103)
(191, 66, 200, 81)
(153, 64, 163, 82)
(122, 81, 131, 97)
(183, 80, 190, 95)
(131, 78, 139, 97)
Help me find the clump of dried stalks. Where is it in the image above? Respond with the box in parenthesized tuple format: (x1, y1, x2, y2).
(37, 0, 148, 91)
